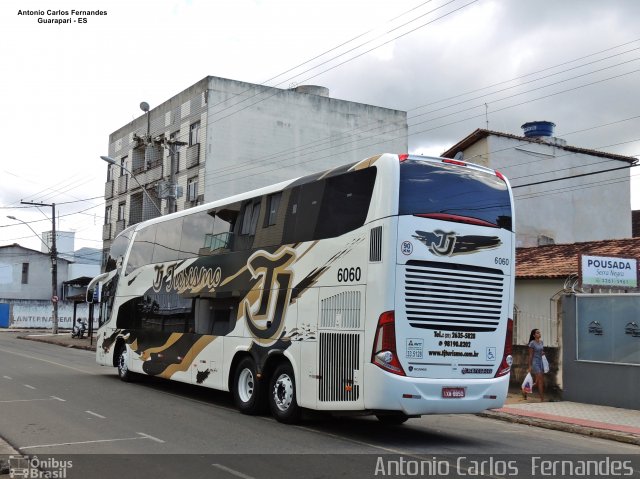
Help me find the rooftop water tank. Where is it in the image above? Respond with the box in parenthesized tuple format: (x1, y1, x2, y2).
(521, 121, 555, 138)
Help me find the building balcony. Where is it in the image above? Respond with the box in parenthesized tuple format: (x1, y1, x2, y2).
(118, 175, 128, 194)
(105, 180, 114, 199)
(186, 143, 200, 169)
(135, 159, 163, 186)
(102, 223, 112, 241)
(115, 219, 126, 236)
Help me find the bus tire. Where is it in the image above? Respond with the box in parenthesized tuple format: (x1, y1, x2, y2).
(232, 357, 264, 415)
(268, 362, 301, 424)
(376, 413, 409, 425)
(116, 344, 135, 382)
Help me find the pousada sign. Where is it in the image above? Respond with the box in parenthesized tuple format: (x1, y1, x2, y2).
(581, 254, 638, 288)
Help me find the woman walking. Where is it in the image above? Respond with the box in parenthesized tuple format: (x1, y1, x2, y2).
(528, 328, 546, 402)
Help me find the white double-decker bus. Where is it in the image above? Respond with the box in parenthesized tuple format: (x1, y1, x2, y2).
(88, 153, 515, 424)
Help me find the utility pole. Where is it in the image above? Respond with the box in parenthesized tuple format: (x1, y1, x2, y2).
(131, 102, 185, 214)
(21, 201, 59, 334)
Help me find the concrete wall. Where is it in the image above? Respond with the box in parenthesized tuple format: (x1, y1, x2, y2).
(204, 77, 407, 201)
(561, 294, 640, 409)
(0, 246, 69, 300)
(103, 76, 407, 257)
(0, 299, 91, 329)
(514, 279, 563, 347)
(465, 136, 632, 247)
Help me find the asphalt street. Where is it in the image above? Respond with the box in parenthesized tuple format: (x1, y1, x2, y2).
(0, 332, 637, 478)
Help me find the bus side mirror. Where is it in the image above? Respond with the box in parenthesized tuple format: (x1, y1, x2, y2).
(87, 284, 101, 304)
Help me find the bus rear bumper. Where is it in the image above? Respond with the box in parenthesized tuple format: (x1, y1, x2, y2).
(364, 368, 510, 415)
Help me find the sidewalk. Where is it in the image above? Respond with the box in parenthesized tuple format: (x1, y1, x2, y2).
(5, 330, 640, 447)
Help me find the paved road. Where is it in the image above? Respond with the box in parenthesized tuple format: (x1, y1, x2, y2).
(0, 332, 637, 478)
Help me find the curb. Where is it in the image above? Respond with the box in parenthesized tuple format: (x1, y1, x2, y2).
(16, 335, 97, 352)
(478, 410, 640, 446)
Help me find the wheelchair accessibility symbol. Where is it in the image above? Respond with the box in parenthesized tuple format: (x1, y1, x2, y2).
(486, 347, 496, 361)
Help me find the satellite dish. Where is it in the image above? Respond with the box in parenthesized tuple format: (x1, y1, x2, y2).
(140, 102, 150, 112)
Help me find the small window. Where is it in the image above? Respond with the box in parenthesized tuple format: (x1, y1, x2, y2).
(105, 205, 112, 225)
(241, 201, 261, 235)
(106, 165, 113, 181)
(120, 156, 127, 177)
(21, 263, 29, 284)
(187, 177, 199, 202)
(117, 202, 126, 221)
(265, 193, 281, 227)
(189, 121, 200, 146)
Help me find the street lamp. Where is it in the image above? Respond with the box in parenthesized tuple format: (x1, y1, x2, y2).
(100, 156, 162, 215)
(7, 214, 59, 335)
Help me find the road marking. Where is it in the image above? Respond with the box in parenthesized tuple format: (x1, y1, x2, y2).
(51, 396, 66, 402)
(85, 410, 106, 419)
(212, 464, 257, 479)
(24, 384, 36, 390)
(0, 396, 65, 404)
(20, 432, 164, 450)
(136, 432, 165, 443)
(0, 347, 96, 374)
(3, 376, 12, 380)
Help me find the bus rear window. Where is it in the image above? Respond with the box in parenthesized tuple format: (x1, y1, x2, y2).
(399, 160, 512, 230)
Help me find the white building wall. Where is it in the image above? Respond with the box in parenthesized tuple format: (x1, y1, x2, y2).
(514, 279, 565, 347)
(474, 136, 631, 247)
(204, 77, 407, 201)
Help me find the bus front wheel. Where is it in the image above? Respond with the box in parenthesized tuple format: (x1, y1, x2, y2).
(268, 362, 301, 424)
(116, 345, 135, 382)
(232, 357, 265, 415)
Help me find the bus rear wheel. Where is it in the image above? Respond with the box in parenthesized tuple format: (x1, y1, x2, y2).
(268, 362, 301, 424)
(232, 357, 265, 415)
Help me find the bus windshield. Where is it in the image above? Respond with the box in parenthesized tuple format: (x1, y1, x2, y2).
(399, 159, 512, 230)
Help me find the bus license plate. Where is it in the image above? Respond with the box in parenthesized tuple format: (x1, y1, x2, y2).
(442, 387, 465, 398)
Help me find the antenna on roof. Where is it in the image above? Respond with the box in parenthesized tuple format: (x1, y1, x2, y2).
(485, 103, 489, 129)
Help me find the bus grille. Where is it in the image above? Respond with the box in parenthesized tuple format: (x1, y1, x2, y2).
(404, 260, 504, 332)
(320, 291, 361, 329)
(319, 332, 360, 402)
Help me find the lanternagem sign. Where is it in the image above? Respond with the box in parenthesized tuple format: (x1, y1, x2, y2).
(581, 254, 638, 288)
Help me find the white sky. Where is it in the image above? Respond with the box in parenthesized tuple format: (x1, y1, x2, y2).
(1, 0, 639, 252)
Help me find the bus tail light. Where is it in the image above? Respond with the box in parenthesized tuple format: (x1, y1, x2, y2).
(372, 311, 406, 376)
(495, 318, 514, 377)
(398, 154, 410, 162)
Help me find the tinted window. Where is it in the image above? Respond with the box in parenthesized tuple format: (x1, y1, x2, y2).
(282, 167, 377, 243)
(153, 217, 184, 263)
(316, 167, 377, 239)
(399, 160, 512, 230)
(126, 225, 157, 275)
(180, 211, 215, 256)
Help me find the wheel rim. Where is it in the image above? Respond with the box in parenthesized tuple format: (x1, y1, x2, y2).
(273, 373, 294, 412)
(118, 349, 128, 376)
(238, 368, 255, 403)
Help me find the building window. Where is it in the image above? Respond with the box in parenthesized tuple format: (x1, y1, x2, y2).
(105, 205, 112, 224)
(265, 192, 281, 226)
(118, 202, 125, 221)
(120, 156, 127, 177)
(21, 263, 29, 284)
(189, 121, 200, 146)
(241, 200, 261, 235)
(187, 177, 198, 202)
(106, 165, 113, 181)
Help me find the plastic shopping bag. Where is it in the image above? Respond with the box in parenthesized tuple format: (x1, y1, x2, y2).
(542, 355, 550, 374)
(521, 372, 533, 394)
